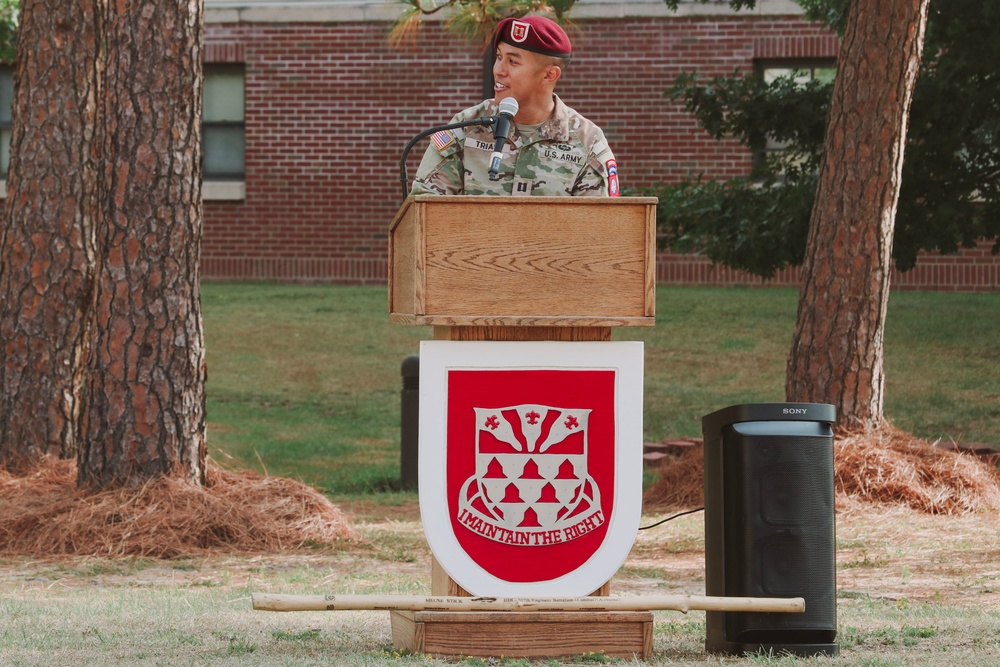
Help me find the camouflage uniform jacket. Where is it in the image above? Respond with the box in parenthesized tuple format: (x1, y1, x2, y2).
(410, 95, 619, 197)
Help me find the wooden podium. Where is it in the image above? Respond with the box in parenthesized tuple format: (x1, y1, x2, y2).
(389, 195, 657, 340)
(388, 195, 658, 659)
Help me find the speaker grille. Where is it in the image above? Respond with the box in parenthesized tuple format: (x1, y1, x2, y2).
(721, 431, 836, 642)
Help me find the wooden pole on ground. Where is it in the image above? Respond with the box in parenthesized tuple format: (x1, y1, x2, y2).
(252, 593, 805, 614)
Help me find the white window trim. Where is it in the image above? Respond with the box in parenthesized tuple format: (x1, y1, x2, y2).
(203, 180, 246, 200)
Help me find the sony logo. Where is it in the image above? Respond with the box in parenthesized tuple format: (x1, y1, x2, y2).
(782, 408, 808, 415)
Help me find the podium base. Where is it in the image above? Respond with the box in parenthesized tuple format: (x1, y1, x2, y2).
(390, 610, 653, 660)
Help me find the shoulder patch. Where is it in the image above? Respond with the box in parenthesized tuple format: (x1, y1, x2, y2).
(606, 159, 620, 197)
(431, 130, 456, 152)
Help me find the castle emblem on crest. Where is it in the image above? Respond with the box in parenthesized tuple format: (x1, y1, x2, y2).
(457, 405, 604, 547)
(510, 21, 531, 43)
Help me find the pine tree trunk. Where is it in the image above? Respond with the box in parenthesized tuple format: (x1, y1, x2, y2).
(0, 0, 99, 470)
(786, 0, 930, 430)
(78, 1, 206, 488)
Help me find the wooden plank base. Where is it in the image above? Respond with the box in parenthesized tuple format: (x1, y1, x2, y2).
(390, 610, 653, 660)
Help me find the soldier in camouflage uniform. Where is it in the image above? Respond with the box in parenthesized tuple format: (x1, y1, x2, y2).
(411, 16, 620, 198)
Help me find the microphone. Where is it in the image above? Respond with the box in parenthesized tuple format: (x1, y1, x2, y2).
(489, 97, 519, 181)
(399, 116, 503, 198)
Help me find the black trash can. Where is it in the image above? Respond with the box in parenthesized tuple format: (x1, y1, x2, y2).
(400, 354, 420, 491)
(702, 402, 839, 657)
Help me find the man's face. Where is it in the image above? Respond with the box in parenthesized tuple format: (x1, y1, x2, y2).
(493, 42, 555, 110)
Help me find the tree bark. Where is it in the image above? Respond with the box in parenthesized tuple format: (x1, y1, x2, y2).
(78, 1, 207, 488)
(0, 0, 99, 470)
(786, 0, 930, 431)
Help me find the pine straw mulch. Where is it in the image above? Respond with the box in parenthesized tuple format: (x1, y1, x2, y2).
(643, 425, 1000, 515)
(0, 458, 359, 558)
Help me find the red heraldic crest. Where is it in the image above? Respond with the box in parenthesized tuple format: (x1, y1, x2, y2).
(447, 370, 616, 585)
(510, 20, 530, 43)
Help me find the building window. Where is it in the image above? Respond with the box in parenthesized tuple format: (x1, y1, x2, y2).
(203, 63, 245, 182)
(1, 66, 12, 179)
(761, 63, 836, 87)
(758, 60, 835, 166)
(760, 60, 837, 153)
(1, 64, 246, 199)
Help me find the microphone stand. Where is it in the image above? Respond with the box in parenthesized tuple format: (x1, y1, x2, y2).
(399, 117, 499, 199)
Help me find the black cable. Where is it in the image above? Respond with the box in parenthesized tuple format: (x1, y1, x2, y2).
(638, 506, 704, 531)
(398, 117, 499, 198)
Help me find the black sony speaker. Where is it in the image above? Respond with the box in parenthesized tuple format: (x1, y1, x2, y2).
(702, 403, 839, 657)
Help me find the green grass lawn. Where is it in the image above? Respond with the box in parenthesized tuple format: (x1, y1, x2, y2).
(201, 283, 1000, 500)
(1, 283, 997, 667)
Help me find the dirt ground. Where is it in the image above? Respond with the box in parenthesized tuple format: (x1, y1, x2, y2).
(2, 495, 997, 611)
(630, 500, 1000, 609)
(255, 497, 1000, 608)
(0, 498, 995, 667)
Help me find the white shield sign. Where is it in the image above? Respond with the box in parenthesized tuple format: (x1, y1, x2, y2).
(419, 341, 643, 597)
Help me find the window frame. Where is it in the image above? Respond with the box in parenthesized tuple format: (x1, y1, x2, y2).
(753, 58, 837, 173)
(202, 62, 246, 199)
(0, 64, 12, 185)
(0, 63, 248, 201)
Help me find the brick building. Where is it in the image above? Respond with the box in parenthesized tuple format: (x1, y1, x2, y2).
(9, 1, 996, 290)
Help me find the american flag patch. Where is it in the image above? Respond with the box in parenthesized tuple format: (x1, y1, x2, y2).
(431, 130, 455, 151)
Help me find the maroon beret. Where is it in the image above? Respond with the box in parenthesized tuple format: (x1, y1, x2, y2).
(493, 16, 572, 59)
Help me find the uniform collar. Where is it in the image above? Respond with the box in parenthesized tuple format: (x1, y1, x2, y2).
(538, 95, 571, 142)
(486, 94, 571, 144)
